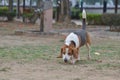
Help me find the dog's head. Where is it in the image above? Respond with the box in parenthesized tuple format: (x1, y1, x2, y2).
(61, 41, 78, 63)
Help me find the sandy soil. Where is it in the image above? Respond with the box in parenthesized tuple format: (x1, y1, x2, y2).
(0, 22, 120, 80)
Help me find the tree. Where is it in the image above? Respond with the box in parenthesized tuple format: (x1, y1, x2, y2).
(16, 0, 20, 18)
(57, 0, 71, 23)
(39, 1, 44, 32)
(9, 0, 13, 12)
(36, 0, 44, 32)
(23, 0, 25, 22)
(115, 0, 118, 14)
(65, 0, 71, 23)
(30, 0, 32, 10)
(8, 0, 15, 21)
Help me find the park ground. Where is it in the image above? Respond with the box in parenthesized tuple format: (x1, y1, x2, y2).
(0, 21, 120, 80)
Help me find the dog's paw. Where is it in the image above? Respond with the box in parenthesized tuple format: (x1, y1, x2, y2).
(87, 56, 91, 60)
(77, 57, 80, 61)
(70, 59, 77, 65)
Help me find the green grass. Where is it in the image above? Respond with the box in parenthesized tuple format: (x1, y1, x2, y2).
(0, 67, 11, 72)
(96, 63, 120, 70)
(78, 40, 120, 70)
(80, 40, 120, 60)
(0, 45, 60, 61)
(0, 39, 120, 70)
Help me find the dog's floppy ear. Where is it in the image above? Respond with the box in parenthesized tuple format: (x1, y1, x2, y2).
(70, 41, 76, 48)
(61, 47, 63, 54)
(72, 48, 78, 59)
(57, 47, 63, 58)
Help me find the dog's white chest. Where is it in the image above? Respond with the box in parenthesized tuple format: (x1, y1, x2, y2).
(65, 33, 79, 48)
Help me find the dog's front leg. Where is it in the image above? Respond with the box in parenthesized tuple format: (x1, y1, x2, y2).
(77, 54, 80, 60)
(57, 53, 62, 58)
(70, 57, 77, 64)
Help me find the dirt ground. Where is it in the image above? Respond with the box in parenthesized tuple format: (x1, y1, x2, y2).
(0, 21, 120, 80)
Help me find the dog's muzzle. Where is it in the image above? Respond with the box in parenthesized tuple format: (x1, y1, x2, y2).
(63, 54, 70, 63)
(64, 58, 68, 63)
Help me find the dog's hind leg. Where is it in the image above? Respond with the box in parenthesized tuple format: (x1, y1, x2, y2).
(86, 43, 91, 60)
(86, 32, 91, 60)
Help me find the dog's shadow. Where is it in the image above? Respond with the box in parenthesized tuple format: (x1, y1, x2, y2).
(58, 59, 100, 65)
(77, 59, 98, 64)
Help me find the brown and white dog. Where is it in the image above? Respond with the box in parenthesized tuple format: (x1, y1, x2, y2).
(57, 30, 91, 64)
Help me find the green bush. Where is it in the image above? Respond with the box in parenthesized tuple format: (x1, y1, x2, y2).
(22, 8, 34, 19)
(79, 13, 102, 25)
(71, 8, 81, 19)
(87, 14, 102, 25)
(79, 13, 120, 31)
(0, 7, 16, 21)
(0, 7, 8, 11)
(6, 11, 16, 21)
(0, 7, 8, 16)
(102, 14, 120, 26)
(102, 14, 120, 31)
(22, 13, 33, 19)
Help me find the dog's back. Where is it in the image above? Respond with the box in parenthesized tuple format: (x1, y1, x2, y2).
(73, 30, 87, 47)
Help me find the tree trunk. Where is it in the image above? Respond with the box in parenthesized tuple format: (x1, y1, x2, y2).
(115, 0, 118, 14)
(37, 0, 41, 8)
(58, 0, 70, 23)
(9, 0, 13, 12)
(23, 0, 25, 22)
(40, 12, 44, 32)
(37, 0, 44, 32)
(65, 0, 70, 23)
(17, 0, 20, 18)
(30, 0, 32, 10)
(23, 0, 25, 11)
(8, 0, 14, 21)
(58, 0, 64, 22)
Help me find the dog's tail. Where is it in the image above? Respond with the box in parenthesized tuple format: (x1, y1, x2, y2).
(82, 9, 86, 30)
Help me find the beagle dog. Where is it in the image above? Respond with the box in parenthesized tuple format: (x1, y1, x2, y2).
(57, 30, 91, 64)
